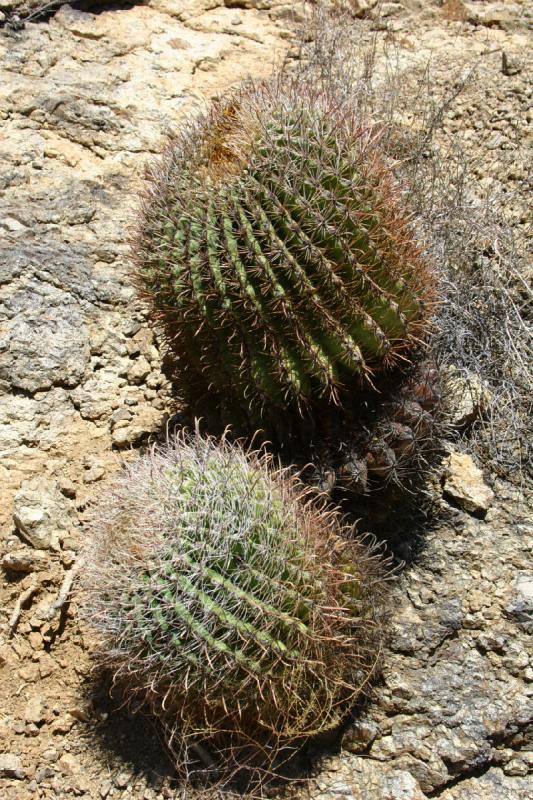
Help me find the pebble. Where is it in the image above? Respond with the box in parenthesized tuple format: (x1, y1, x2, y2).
(1, 548, 48, 573)
(100, 779, 113, 797)
(0, 644, 12, 667)
(506, 572, 533, 632)
(127, 356, 151, 384)
(0, 753, 25, 779)
(24, 695, 48, 726)
(442, 451, 495, 516)
(58, 752, 79, 775)
(13, 477, 72, 551)
(35, 765, 55, 783)
(114, 771, 130, 788)
(82, 465, 105, 483)
(343, 719, 380, 753)
(50, 714, 76, 734)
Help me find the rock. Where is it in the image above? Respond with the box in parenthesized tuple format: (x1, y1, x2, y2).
(0, 753, 25, 780)
(373, 1, 403, 19)
(28, 630, 43, 649)
(99, 779, 113, 797)
(13, 477, 73, 550)
(471, 6, 518, 31)
(110, 407, 132, 426)
(114, 771, 130, 789)
(444, 367, 491, 427)
(223, 0, 273, 9)
(82, 465, 105, 484)
(438, 766, 532, 799)
(89, 323, 128, 358)
(35, 765, 55, 783)
(111, 427, 132, 447)
(58, 478, 77, 499)
(1, 548, 48, 573)
(50, 714, 75, 734)
(502, 52, 522, 76)
(381, 770, 426, 799)
(111, 406, 164, 448)
(505, 572, 533, 632)
(389, 600, 463, 658)
(39, 653, 57, 678)
(0, 643, 13, 667)
(0, 289, 89, 393)
(127, 355, 151, 384)
(54, 4, 106, 40)
(69, 705, 92, 722)
(343, 719, 379, 753)
(57, 753, 79, 775)
(70, 370, 124, 420)
(442, 452, 494, 515)
(127, 328, 155, 359)
(24, 695, 48, 725)
(350, 0, 372, 18)
(24, 720, 42, 740)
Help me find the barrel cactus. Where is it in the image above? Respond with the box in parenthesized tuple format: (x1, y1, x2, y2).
(135, 79, 435, 430)
(80, 432, 388, 780)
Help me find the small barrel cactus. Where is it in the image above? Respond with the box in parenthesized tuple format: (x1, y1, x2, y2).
(135, 79, 435, 428)
(80, 432, 388, 779)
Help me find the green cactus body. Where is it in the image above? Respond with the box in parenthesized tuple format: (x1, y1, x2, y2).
(81, 434, 387, 759)
(136, 82, 434, 424)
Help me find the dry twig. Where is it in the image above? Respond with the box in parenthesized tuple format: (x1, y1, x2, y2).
(39, 558, 85, 623)
(9, 583, 38, 636)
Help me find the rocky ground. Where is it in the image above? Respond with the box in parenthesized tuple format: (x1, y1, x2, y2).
(0, 1, 531, 798)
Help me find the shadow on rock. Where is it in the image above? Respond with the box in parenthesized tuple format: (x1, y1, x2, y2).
(82, 674, 176, 791)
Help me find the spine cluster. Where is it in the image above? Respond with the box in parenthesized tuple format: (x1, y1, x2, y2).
(137, 84, 434, 424)
(80, 434, 387, 764)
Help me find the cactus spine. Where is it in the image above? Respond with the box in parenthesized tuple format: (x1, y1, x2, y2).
(80, 433, 388, 772)
(136, 81, 435, 426)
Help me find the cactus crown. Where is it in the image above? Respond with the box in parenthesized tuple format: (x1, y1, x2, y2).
(136, 80, 434, 423)
(80, 433, 387, 767)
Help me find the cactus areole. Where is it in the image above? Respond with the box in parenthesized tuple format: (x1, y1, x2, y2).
(136, 80, 434, 424)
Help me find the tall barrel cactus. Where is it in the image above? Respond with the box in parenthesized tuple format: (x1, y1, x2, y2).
(80, 432, 388, 777)
(135, 80, 435, 428)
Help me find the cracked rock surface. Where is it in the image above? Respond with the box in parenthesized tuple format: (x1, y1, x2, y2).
(0, 2, 531, 799)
